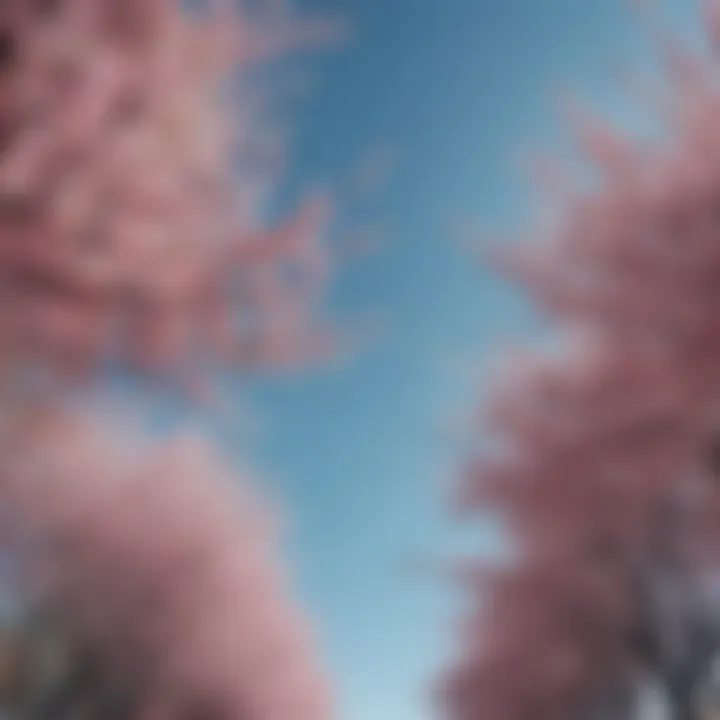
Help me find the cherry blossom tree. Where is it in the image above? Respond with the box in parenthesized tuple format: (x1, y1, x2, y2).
(0, 0, 334, 382)
(443, 2, 720, 718)
(0, 407, 333, 720)
(0, 1, 337, 717)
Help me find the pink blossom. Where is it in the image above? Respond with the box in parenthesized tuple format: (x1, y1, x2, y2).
(0, 406, 333, 719)
(444, 2, 720, 718)
(0, 0, 333, 380)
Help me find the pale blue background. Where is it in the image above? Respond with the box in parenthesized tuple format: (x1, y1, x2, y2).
(237, 1, 698, 719)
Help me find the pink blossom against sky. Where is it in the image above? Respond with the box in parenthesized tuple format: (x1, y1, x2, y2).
(444, 1, 720, 718)
(0, 0, 335, 383)
(0, 406, 335, 719)
(0, 1, 339, 718)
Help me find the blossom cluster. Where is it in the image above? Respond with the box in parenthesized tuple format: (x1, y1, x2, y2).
(444, 2, 720, 718)
(0, 1, 336, 718)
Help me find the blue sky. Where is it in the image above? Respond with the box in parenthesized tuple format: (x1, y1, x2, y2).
(228, 1, 698, 719)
